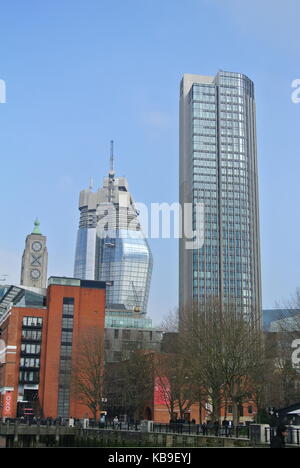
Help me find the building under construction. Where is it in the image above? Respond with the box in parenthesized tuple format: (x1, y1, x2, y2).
(73, 143, 157, 363)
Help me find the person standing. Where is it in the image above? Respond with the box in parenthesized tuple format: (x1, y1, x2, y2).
(222, 418, 229, 437)
(214, 420, 219, 437)
(113, 416, 119, 429)
(270, 425, 288, 448)
(201, 421, 208, 435)
(228, 419, 233, 437)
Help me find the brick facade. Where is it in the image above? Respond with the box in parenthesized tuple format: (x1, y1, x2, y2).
(0, 278, 105, 419)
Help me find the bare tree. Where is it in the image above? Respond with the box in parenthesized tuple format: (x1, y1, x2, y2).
(159, 308, 210, 423)
(265, 288, 300, 407)
(154, 338, 196, 420)
(262, 329, 300, 409)
(71, 329, 105, 420)
(180, 298, 267, 425)
(160, 307, 179, 333)
(105, 350, 154, 421)
(274, 288, 300, 337)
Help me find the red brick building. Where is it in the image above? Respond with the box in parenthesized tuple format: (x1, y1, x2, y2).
(0, 277, 105, 419)
(152, 385, 256, 424)
(106, 351, 256, 424)
(152, 370, 257, 424)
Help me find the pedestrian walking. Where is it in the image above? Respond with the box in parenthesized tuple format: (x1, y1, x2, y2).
(222, 418, 229, 437)
(207, 420, 213, 435)
(270, 425, 288, 448)
(113, 416, 119, 429)
(201, 421, 208, 435)
(99, 414, 105, 428)
(214, 420, 219, 437)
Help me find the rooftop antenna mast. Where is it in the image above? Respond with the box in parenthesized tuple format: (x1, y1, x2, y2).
(109, 140, 115, 176)
(108, 140, 115, 203)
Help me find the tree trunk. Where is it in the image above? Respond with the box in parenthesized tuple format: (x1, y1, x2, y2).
(211, 392, 221, 422)
(179, 402, 184, 419)
(199, 401, 202, 424)
(198, 392, 204, 424)
(232, 402, 239, 428)
(93, 405, 99, 421)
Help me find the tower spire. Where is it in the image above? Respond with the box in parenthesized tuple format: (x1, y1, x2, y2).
(108, 140, 115, 202)
(32, 218, 42, 235)
(109, 140, 115, 176)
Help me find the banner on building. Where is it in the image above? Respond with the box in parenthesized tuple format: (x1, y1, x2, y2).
(2, 392, 13, 417)
(154, 376, 170, 405)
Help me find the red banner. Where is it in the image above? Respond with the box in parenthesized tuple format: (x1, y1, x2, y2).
(154, 376, 170, 405)
(2, 392, 13, 417)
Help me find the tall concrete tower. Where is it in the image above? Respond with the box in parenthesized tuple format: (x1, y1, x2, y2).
(20, 219, 48, 289)
(179, 71, 261, 321)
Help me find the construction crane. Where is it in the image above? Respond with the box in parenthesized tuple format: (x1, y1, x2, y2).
(132, 282, 142, 313)
(103, 239, 115, 296)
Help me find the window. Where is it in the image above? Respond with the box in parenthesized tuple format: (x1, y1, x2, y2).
(22, 317, 43, 328)
(21, 329, 42, 341)
(19, 371, 39, 383)
(61, 331, 72, 343)
(63, 297, 74, 305)
(60, 345, 72, 356)
(63, 299, 74, 317)
(57, 298, 74, 418)
(62, 317, 73, 330)
(21, 343, 41, 355)
(20, 357, 40, 368)
(124, 341, 137, 351)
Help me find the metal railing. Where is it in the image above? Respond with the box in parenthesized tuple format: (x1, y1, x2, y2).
(95, 421, 250, 438)
(1, 418, 251, 440)
(152, 423, 250, 439)
(265, 427, 300, 446)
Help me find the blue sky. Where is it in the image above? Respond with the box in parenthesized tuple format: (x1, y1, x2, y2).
(0, 0, 300, 323)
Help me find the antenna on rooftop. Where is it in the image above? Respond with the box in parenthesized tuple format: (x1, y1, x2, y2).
(108, 140, 116, 202)
(109, 140, 115, 175)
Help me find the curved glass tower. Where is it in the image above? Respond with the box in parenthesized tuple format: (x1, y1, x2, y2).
(74, 150, 152, 315)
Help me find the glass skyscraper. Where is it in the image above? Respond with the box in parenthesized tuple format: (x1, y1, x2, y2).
(179, 71, 261, 320)
(74, 155, 153, 315)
